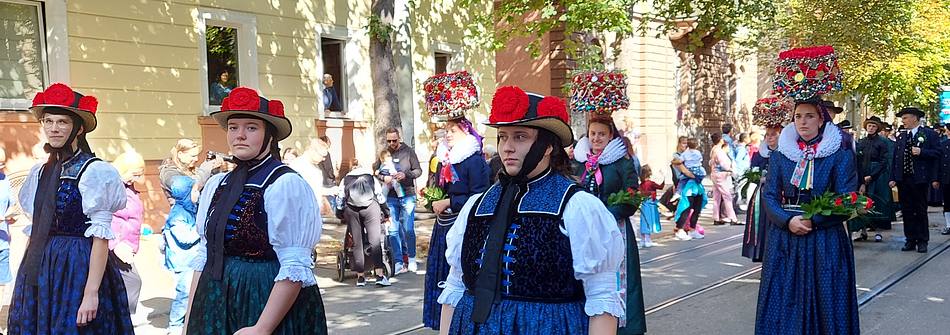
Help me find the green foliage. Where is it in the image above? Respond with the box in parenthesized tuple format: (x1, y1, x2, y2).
(761, 0, 950, 113)
(206, 26, 237, 67)
(736, 167, 764, 197)
(366, 14, 395, 43)
(421, 186, 447, 212)
(459, 0, 635, 70)
(636, 0, 777, 51)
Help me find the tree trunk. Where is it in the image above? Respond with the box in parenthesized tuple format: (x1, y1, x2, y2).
(370, 0, 401, 150)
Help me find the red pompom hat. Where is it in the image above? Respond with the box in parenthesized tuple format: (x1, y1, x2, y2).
(486, 86, 573, 147)
(30, 83, 99, 132)
(211, 87, 292, 140)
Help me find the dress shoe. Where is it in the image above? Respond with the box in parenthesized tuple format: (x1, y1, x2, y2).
(917, 243, 928, 253)
(901, 242, 917, 251)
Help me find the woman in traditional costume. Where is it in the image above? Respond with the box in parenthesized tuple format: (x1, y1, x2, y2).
(422, 71, 491, 330)
(186, 87, 327, 334)
(741, 96, 791, 262)
(756, 46, 860, 334)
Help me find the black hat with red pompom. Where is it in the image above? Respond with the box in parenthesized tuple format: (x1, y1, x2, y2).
(211, 87, 292, 140)
(486, 86, 573, 147)
(30, 83, 99, 132)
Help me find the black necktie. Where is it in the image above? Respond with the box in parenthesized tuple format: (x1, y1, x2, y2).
(471, 179, 521, 324)
(24, 148, 67, 284)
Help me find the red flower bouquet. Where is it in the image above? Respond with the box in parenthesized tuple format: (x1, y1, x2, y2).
(800, 191, 875, 220)
(607, 187, 648, 212)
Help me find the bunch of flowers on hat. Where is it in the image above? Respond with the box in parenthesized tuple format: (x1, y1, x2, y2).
(423, 70, 479, 121)
(752, 94, 793, 128)
(488, 85, 573, 146)
(31, 83, 100, 131)
(212, 86, 291, 141)
(773, 45, 843, 101)
(569, 70, 629, 117)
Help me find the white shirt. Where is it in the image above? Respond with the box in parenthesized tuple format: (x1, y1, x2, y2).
(437, 190, 627, 319)
(191, 171, 323, 287)
(19, 160, 126, 239)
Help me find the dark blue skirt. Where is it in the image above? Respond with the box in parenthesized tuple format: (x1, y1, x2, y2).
(9, 235, 133, 334)
(755, 224, 860, 334)
(741, 187, 767, 262)
(448, 294, 588, 335)
(423, 215, 455, 330)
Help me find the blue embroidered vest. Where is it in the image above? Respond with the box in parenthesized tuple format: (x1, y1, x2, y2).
(460, 171, 584, 302)
(51, 151, 99, 237)
(209, 158, 294, 260)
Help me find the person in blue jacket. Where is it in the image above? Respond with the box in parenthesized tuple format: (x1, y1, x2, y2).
(756, 98, 860, 334)
(162, 175, 200, 334)
(421, 71, 490, 331)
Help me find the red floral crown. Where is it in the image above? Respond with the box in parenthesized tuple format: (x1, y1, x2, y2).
(570, 70, 628, 117)
(489, 86, 568, 125)
(423, 71, 479, 120)
(773, 45, 843, 101)
(221, 87, 284, 117)
(31, 83, 98, 114)
(752, 95, 793, 127)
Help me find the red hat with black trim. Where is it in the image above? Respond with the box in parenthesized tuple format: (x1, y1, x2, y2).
(211, 87, 292, 140)
(30, 83, 99, 132)
(423, 70, 479, 121)
(486, 86, 573, 147)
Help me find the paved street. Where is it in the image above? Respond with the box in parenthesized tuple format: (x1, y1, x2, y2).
(1, 206, 947, 334)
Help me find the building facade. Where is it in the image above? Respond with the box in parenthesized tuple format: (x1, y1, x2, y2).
(495, 19, 763, 182)
(0, 0, 495, 227)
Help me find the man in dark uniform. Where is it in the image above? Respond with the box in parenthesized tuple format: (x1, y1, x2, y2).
(889, 107, 941, 252)
(939, 122, 950, 235)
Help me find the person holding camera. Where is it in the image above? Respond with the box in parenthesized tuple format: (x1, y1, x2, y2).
(159, 139, 223, 204)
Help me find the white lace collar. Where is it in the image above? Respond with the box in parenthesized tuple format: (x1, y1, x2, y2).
(436, 133, 481, 165)
(573, 136, 627, 166)
(759, 141, 773, 158)
(776, 122, 842, 161)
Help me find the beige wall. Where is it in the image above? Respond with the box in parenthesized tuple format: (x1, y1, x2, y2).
(2, 0, 495, 227)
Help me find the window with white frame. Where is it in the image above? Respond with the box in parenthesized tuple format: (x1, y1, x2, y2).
(197, 9, 257, 115)
(0, 0, 46, 104)
(320, 38, 345, 116)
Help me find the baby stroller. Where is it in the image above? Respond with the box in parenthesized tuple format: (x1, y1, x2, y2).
(335, 218, 396, 281)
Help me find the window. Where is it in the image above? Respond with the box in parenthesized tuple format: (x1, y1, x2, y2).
(206, 26, 238, 106)
(0, 0, 46, 105)
(434, 52, 451, 75)
(321, 38, 345, 116)
(197, 8, 257, 115)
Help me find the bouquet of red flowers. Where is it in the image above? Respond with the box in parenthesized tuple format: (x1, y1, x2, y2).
(607, 187, 648, 212)
(800, 191, 875, 220)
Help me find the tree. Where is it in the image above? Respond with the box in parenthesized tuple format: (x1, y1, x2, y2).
(636, 0, 777, 51)
(368, 0, 402, 148)
(460, 0, 637, 70)
(767, 0, 950, 114)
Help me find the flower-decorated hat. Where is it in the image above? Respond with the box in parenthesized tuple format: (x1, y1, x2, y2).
(211, 87, 292, 140)
(752, 95, 793, 128)
(30, 83, 99, 132)
(487, 86, 573, 147)
(773, 45, 843, 101)
(423, 70, 479, 121)
(570, 70, 628, 118)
